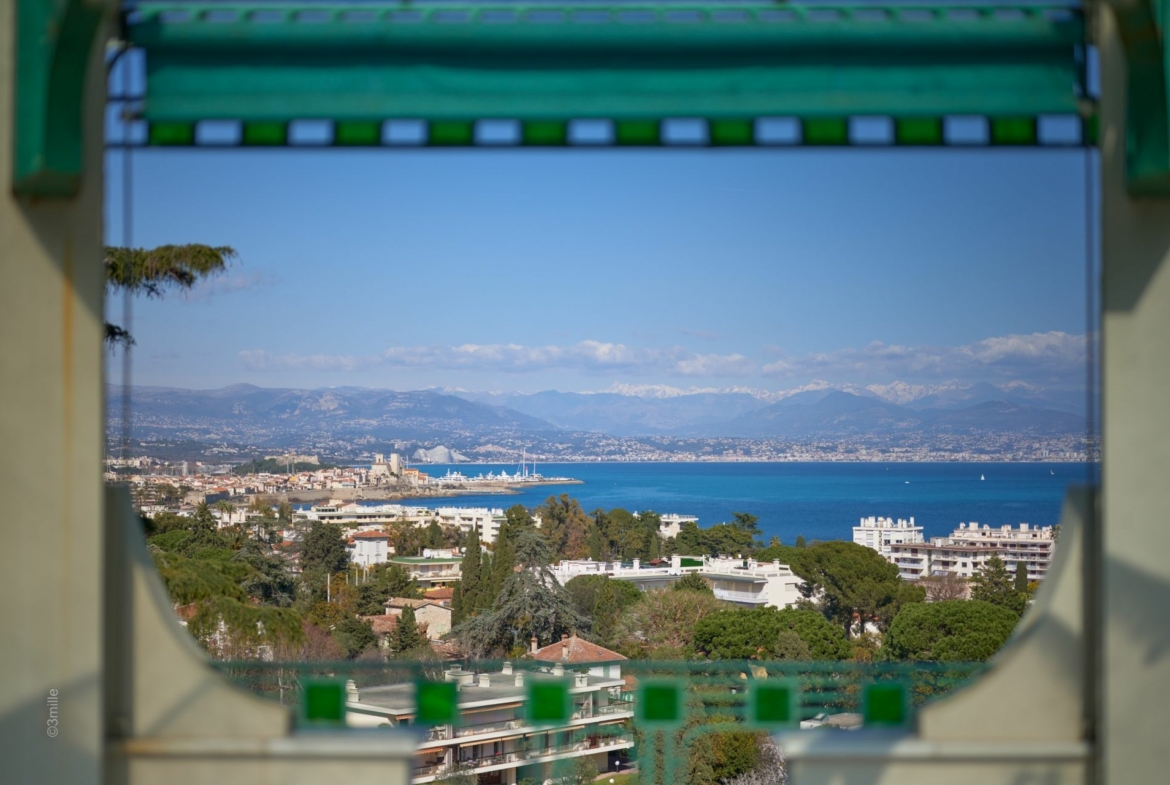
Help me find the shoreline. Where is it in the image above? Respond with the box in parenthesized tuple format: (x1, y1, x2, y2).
(274, 479, 582, 505)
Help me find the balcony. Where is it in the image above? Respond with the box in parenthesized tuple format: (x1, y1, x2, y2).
(713, 588, 768, 604)
(453, 718, 525, 738)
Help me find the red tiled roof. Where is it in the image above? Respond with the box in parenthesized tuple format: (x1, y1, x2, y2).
(361, 614, 400, 635)
(531, 633, 627, 665)
(351, 530, 389, 540)
(424, 587, 454, 601)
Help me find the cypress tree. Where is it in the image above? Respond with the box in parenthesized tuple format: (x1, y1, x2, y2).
(451, 581, 464, 626)
(1014, 560, 1029, 594)
(391, 604, 427, 655)
(459, 529, 482, 616)
(491, 526, 516, 604)
(479, 552, 495, 612)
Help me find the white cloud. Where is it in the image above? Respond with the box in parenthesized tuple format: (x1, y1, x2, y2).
(762, 331, 1088, 386)
(183, 271, 275, 301)
(240, 341, 755, 378)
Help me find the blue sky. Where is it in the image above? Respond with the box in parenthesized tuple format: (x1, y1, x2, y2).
(105, 146, 1093, 396)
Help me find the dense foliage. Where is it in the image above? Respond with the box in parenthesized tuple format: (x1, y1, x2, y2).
(970, 555, 1029, 616)
(451, 529, 588, 658)
(792, 541, 925, 636)
(693, 607, 852, 661)
(104, 244, 236, 346)
(884, 600, 1019, 661)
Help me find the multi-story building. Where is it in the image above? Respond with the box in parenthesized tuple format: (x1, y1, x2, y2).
(853, 516, 925, 558)
(945, 522, 1056, 582)
(390, 555, 463, 589)
(887, 522, 1056, 582)
(700, 557, 805, 608)
(304, 501, 505, 543)
(888, 539, 997, 581)
(550, 554, 804, 609)
(346, 646, 633, 785)
(347, 530, 390, 566)
(657, 513, 698, 539)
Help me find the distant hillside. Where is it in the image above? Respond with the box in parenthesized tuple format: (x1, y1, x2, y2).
(720, 391, 1085, 439)
(108, 383, 1089, 461)
(107, 385, 561, 451)
(460, 389, 770, 436)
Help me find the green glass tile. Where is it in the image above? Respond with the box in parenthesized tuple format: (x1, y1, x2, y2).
(528, 681, 570, 724)
(802, 118, 849, 145)
(863, 682, 907, 727)
(334, 121, 380, 146)
(750, 681, 797, 727)
(616, 120, 660, 146)
(523, 120, 567, 146)
(242, 121, 287, 146)
(428, 120, 474, 146)
(301, 679, 345, 725)
(149, 122, 194, 146)
(991, 117, 1037, 145)
(895, 117, 943, 145)
(415, 680, 458, 726)
(637, 681, 682, 726)
(1084, 114, 1098, 146)
(710, 119, 754, 146)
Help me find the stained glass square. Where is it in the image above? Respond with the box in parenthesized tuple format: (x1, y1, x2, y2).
(863, 682, 907, 727)
(301, 679, 346, 725)
(416, 680, 459, 726)
(528, 681, 570, 724)
(750, 680, 797, 727)
(637, 681, 682, 727)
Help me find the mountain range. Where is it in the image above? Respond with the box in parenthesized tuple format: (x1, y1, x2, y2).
(109, 381, 1088, 458)
(454, 382, 1087, 438)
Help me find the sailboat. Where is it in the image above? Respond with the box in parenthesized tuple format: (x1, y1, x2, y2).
(1050, 469, 1055, 475)
(981, 474, 986, 481)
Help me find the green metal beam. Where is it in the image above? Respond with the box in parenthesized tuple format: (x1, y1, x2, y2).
(1107, 0, 1170, 196)
(127, 3, 1087, 124)
(13, 0, 109, 197)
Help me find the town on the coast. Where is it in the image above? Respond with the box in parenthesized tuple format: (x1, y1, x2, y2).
(129, 449, 1057, 785)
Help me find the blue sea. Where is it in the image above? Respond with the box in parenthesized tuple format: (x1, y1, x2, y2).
(382, 462, 1095, 544)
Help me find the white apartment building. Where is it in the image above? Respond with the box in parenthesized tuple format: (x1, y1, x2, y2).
(550, 554, 804, 609)
(389, 555, 463, 589)
(347, 530, 390, 567)
(303, 501, 505, 543)
(347, 657, 633, 785)
(701, 557, 805, 608)
(657, 513, 698, 539)
(853, 516, 925, 558)
(946, 522, 1056, 582)
(887, 522, 1056, 582)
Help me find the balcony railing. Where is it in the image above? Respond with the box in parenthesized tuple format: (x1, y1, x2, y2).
(453, 718, 525, 738)
(597, 703, 634, 716)
(713, 588, 768, 603)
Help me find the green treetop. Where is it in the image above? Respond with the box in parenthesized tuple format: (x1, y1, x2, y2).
(452, 529, 588, 658)
(970, 555, 1028, 616)
(391, 604, 428, 656)
(1014, 560, 1030, 594)
(692, 606, 852, 661)
(104, 244, 236, 347)
(793, 540, 924, 637)
(300, 522, 349, 577)
(884, 600, 1019, 661)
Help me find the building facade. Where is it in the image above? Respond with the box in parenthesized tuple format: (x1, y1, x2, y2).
(390, 555, 463, 589)
(887, 522, 1056, 582)
(550, 554, 804, 609)
(346, 659, 633, 785)
(853, 516, 925, 558)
